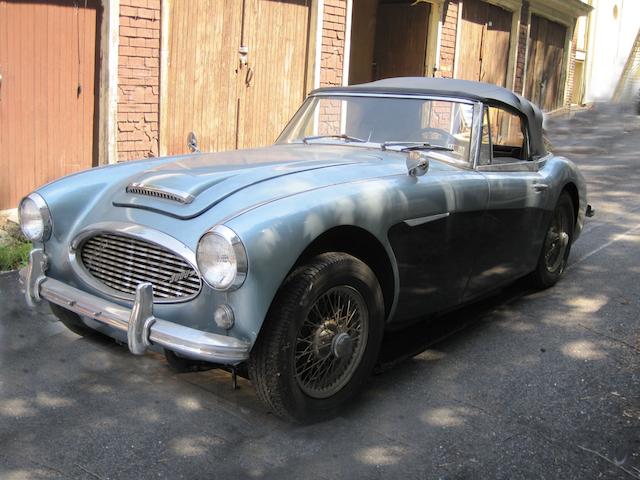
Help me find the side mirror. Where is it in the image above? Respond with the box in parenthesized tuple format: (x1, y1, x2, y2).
(406, 151, 429, 177)
(187, 131, 200, 153)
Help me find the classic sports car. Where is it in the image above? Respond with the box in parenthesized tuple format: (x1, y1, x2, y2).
(20, 78, 592, 422)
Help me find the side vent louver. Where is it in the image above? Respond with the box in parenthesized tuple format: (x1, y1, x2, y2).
(126, 183, 194, 204)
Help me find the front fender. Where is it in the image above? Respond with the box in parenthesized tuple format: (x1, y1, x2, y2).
(222, 177, 407, 344)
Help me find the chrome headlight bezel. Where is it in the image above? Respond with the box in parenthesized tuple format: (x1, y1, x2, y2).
(18, 193, 52, 242)
(196, 225, 248, 291)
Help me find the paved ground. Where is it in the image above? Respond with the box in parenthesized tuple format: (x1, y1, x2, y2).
(1, 104, 639, 480)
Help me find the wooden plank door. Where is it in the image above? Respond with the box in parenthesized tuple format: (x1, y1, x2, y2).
(457, 0, 511, 87)
(0, 0, 99, 210)
(480, 2, 511, 86)
(372, 1, 430, 80)
(238, 0, 311, 149)
(162, 0, 243, 155)
(524, 15, 566, 111)
(162, 0, 311, 155)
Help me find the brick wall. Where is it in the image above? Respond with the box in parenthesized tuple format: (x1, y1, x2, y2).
(320, 0, 347, 87)
(564, 23, 578, 107)
(513, 1, 530, 95)
(438, 0, 458, 79)
(319, 0, 347, 134)
(117, 0, 161, 161)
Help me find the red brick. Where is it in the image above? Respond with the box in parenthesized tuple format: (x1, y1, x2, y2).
(120, 26, 137, 37)
(120, 5, 138, 17)
(136, 28, 154, 38)
(127, 57, 146, 67)
(135, 8, 152, 19)
(118, 122, 135, 132)
(129, 37, 146, 48)
(119, 46, 135, 56)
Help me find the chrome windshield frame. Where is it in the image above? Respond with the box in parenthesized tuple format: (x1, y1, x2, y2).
(276, 92, 481, 169)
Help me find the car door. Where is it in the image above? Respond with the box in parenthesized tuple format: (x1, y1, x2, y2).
(464, 106, 551, 299)
(387, 101, 490, 324)
(389, 167, 490, 324)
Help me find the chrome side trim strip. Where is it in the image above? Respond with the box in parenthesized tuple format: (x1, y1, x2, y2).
(476, 161, 539, 172)
(403, 212, 450, 227)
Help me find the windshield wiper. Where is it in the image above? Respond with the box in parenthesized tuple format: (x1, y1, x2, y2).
(381, 141, 453, 152)
(302, 134, 366, 144)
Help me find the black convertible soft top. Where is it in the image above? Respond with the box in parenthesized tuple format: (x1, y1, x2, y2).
(312, 77, 546, 157)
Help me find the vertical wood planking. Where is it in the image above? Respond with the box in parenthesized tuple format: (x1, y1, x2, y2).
(524, 14, 566, 111)
(163, 0, 243, 155)
(458, 0, 511, 87)
(0, 0, 98, 209)
(372, 2, 430, 81)
(238, 0, 310, 149)
(480, 2, 511, 87)
(458, 0, 485, 83)
(162, 0, 310, 154)
(0, 0, 8, 209)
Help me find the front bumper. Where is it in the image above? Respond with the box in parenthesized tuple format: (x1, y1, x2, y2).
(21, 248, 250, 364)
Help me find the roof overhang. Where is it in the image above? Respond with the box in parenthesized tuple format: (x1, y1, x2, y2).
(529, 0, 592, 27)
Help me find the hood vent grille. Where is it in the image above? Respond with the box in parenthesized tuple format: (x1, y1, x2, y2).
(126, 183, 194, 204)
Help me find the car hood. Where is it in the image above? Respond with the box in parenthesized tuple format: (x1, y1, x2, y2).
(111, 144, 395, 219)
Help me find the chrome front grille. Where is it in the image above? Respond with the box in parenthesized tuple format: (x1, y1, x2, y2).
(79, 233, 201, 301)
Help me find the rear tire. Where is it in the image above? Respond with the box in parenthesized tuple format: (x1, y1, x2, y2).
(530, 192, 575, 289)
(248, 253, 385, 423)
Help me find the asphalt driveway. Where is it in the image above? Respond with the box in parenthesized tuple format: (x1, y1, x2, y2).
(1, 105, 638, 480)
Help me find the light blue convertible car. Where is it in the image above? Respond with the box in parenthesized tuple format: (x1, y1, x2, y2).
(20, 78, 592, 421)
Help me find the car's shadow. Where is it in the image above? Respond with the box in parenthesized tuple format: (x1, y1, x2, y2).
(376, 277, 534, 371)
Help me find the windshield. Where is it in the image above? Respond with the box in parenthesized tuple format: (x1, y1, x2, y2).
(276, 95, 476, 164)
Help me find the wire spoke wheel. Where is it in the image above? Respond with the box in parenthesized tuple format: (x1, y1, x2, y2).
(294, 286, 369, 399)
(544, 206, 570, 274)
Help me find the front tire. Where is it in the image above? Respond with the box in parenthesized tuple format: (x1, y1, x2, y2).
(248, 253, 385, 423)
(531, 192, 575, 289)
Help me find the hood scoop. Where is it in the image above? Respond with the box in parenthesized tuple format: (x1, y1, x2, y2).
(125, 183, 195, 204)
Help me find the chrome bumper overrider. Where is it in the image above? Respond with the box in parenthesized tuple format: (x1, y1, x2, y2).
(21, 249, 250, 364)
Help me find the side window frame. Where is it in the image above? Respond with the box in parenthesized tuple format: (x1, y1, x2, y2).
(476, 103, 533, 171)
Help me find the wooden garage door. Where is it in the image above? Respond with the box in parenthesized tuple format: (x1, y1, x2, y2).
(457, 0, 511, 87)
(162, 0, 311, 155)
(372, 1, 430, 80)
(524, 15, 566, 111)
(0, 0, 100, 210)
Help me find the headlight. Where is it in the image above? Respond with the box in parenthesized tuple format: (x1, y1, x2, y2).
(18, 193, 52, 241)
(196, 225, 247, 291)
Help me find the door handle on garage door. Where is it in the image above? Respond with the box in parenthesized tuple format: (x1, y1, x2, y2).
(532, 183, 549, 192)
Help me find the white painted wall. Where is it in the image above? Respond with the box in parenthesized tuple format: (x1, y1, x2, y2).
(584, 0, 640, 102)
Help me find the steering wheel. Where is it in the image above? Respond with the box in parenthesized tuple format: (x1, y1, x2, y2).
(418, 127, 458, 146)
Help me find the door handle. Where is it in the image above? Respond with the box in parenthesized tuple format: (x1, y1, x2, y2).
(532, 183, 549, 192)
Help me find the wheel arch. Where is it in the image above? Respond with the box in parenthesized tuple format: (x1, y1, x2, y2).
(562, 182, 580, 227)
(290, 225, 396, 320)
